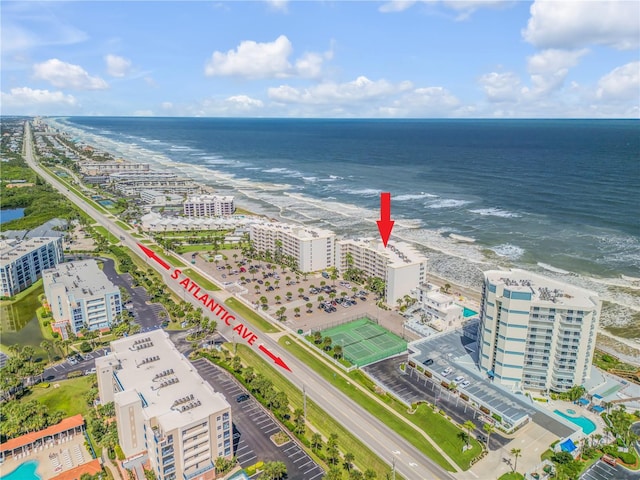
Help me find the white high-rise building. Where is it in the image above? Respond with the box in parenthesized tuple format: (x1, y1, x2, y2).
(334, 239, 427, 305)
(183, 195, 235, 217)
(0, 237, 64, 297)
(478, 269, 600, 393)
(96, 330, 232, 480)
(43, 260, 122, 333)
(249, 222, 335, 272)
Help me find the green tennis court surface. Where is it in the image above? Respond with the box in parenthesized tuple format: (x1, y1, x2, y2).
(319, 317, 407, 366)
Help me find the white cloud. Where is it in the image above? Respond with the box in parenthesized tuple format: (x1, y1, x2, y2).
(161, 101, 174, 110)
(105, 54, 132, 77)
(205, 35, 293, 79)
(597, 61, 640, 101)
(527, 49, 588, 95)
(523, 0, 640, 50)
(33, 59, 108, 90)
(379, 86, 460, 117)
(379, 1, 417, 13)
(478, 71, 522, 102)
(1, 87, 77, 113)
(226, 95, 264, 110)
(379, 0, 509, 18)
(265, 0, 289, 12)
(268, 76, 412, 105)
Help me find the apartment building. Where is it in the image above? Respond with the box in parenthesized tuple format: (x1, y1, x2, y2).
(334, 239, 427, 305)
(0, 237, 64, 297)
(96, 330, 232, 480)
(478, 269, 601, 393)
(249, 222, 335, 273)
(80, 161, 150, 175)
(416, 283, 463, 328)
(43, 260, 122, 333)
(183, 195, 235, 217)
(140, 190, 184, 206)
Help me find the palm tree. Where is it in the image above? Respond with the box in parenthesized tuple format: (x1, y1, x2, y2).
(293, 408, 306, 435)
(294, 307, 301, 317)
(323, 336, 333, 351)
(40, 340, 53, 363)
(261, 461, 287, 480)
(364, 469, 377, 479)
(343, 452, 355, 472)
(311, 432, 323, 451)
(349, 471, 364, 480)
(333, 345, 343, 359)
(306, 302, 313, 313)
(463, 420, 476, 439)
(510, 448, 522, 473)
(483, 423, 495, 450)
(457, 430, 470, 447)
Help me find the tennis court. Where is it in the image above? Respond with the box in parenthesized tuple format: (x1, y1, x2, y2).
(319, 317, 407, 366)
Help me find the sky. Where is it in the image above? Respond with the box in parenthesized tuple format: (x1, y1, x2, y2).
(1, 0, 639, 118)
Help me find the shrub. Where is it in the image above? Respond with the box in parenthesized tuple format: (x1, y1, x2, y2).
(492, 413, 502, 423)
(79, 341, 92, 353)
(67, 371, 83, 378)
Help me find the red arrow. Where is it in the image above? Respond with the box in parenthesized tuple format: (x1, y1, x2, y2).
(138, 243, 171, 270)
(259, 344, 292, 372)
(376, 192, 395, 247)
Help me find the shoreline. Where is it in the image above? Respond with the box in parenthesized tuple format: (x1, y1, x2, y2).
(43, 119, 640, 356)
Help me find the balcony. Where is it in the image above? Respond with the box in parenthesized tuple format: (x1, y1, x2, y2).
(183, 462, 214, 480)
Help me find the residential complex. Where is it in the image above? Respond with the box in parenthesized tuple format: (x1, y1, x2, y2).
(96, 330, 232, 480)
(334, 239, 427, 304)
(415, 283, 463, 329)
(478, 269, 601, 393)
(43, 260, 122, 334)
(140, 190, 184, 206)
(0, 237, 64, 297)
(250, 222, 335, 273)
(79, 161, 150, 175)
(184, 194, 235, 217)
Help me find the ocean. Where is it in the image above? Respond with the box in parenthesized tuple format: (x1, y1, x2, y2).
(48, 117, 640, 330)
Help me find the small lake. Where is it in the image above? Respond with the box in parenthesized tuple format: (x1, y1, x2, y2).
(1, 208, 25, 225)
(0, 284, 46, 358)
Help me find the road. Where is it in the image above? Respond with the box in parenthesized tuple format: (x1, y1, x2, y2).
(24, 121, 456, 480)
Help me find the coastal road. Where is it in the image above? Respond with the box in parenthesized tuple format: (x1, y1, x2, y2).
(23, 122, 456, 480)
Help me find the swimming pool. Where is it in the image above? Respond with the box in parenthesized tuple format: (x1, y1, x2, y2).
(2, 461, 41, 480)
(462, 307, 478, 318)
(553, 409, 596, 435)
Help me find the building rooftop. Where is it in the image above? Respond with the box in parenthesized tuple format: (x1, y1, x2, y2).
(484, 269, 598, 308)
(44, 260, 117, 298)
(338, 238, 427, 267)
(253, 222, 335, 240)
(96, 330, 229, 431)
(0, 237, 61, 266)
(185, 194, 234, 202)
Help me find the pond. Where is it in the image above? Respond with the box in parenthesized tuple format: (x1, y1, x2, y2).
(1, 208, 25, 224)
(0, 285, 46, 357)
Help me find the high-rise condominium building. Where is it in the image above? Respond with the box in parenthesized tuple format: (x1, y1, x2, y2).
(96, 330, 232, 480)
(478, 269, 600, 392)
(0, 237, 64, 297)
(183, 195, 235, 217)
(43, 260, 121, 333)
(249, 222, 335, 272)
(334, 239, 427, 305)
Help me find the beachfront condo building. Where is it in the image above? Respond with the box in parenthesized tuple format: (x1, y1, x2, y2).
(478, 269, 601, 393)
(43, 260, 122, 334)
(334, 239, 428, 305)
(183, 194, 235, 217)
(80, 161, 150, 175)
(96, 330, 232, 480)
(0, 237, 64, 297)
(249, 222, 335, 273)
(415, 283, 463, 329)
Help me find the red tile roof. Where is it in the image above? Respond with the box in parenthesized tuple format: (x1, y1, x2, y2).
(0, 415, 85, 453)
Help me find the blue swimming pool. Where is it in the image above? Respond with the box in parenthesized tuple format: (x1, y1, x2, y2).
(462, 307, 478, 318)
(2, 461, 41, 480)
(553, 409, 596, 435)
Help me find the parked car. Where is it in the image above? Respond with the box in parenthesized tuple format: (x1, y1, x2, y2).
(460, 380, 471, 388)
(441, 367, 452, 377)
(454, 375, 465, 383)
(236, 394, 250, 403)
(423, 358, 434, 366)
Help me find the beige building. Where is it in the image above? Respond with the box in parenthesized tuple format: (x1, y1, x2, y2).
(249, 222, 335, 273)
(334, 238, 427, 305)
(96, 330, 232, 480)
(478, 269, 600, 393)
(80, 161, 150, 175)
(184, 195, 235, 217)
(416, 284, 463, 329)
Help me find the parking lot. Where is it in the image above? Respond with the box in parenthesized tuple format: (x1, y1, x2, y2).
(191, 358, 325, 480)
(580, 459, 640, 480)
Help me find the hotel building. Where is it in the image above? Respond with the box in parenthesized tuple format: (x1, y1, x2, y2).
(0, 237, 64, 297)
(478, 269, 601, 393)
(96, 330, 232, 480)
(334, 239, 427, 305)
(43, 260, 122, 333)
(183, 195, 235, 217)
(249, 223, 335, 273)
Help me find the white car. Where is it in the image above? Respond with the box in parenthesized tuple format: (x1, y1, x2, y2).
(460, 380, 471, 388)
(441, 368, 452, 377)
(454, 375, 465, 383)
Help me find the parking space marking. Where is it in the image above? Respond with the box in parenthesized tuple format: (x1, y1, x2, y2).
(308, 471, 324, 480)
(262, 426, 280, 434)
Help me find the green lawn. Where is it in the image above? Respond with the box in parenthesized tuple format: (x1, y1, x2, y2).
(22, 376, 94, 419)
(131, 233, 143, 238)
(498, 473, 524, 480)
(279, 335, 472, 471)
(115, 220, 131, 231)
(43, 166, 107, 214)
(224, 298, 279, 333)
(94, 226, 120, 244)
(148, 245, 186, 267)
(182, 269, 220, 291)
(0, 278, 43, 304)
(229, 345, 396, 479)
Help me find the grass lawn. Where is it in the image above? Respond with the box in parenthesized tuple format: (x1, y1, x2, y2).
(498, 473, 524, 480)
(43, 166, 107, 214)
(279, 335, 467, 471)
(94, 226, 120, 244)
(131, 233, 143, 238)
(22, 376, 94, 419)
(182, 269, 220, 291)
(224, 298, 280, 333)
(230, 345, 396, 479)
(148, 245, 186, 267)
(36, 307, 56, 341)
(115, 220, 131, 231)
